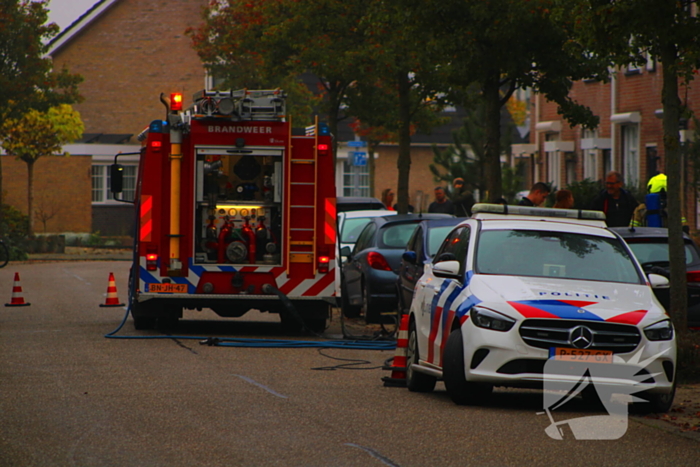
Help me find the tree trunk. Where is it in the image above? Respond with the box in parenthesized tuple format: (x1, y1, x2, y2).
(0, 155, 4, 235)
(326, 87, 341, 169)
(396, 71, 412, 214)
(27, 160, 35, 237)
(482, 73, 503, 202)
(660, 43, 688, 332)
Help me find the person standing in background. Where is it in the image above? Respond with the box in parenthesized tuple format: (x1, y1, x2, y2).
(451, 177, 475, 217)
(381, 188, 396, 211)
(517, 182, 551, 207)
(393, 196, 415, 213)
(590, 171, 638, 227)
(553, 189, 574, 209)
(428, 186, 455, 214)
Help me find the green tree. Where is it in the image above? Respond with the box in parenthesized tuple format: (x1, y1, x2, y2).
(430, 95, 518, 199)
(0, 105, 84, 235)
(565, 0, 700, 332)
(413, 0, 606, 202)
(188, 0, 448, 214)
(0, 0, 82, 232)
(187, 0, 366, 160)
(345, 75, 445, 213)
(353, 1, 449, 213)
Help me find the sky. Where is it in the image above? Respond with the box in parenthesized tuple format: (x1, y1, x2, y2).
(46, 0, 98, 31)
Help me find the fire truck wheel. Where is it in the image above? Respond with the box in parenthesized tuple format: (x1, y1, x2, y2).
(305, 318, 327, 334)
(157, 316, 179, 330)
(132, 315, 156, 330)
(279, 311, 303, 334)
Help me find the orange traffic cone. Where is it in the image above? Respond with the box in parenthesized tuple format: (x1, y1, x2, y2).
(5, 272, 30, 307)
(382, 313, 409, 387)
(100, 272, 125, 307)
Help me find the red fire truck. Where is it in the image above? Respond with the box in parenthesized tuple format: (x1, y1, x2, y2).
(111, 89, 337, 332)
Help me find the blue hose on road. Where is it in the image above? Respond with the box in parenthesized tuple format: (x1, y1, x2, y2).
(104, 307, 396, 351)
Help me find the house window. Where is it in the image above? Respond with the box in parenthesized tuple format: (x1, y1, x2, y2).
(341, 158, 370, 197)
(565, 154, 577, 185)
(545, 134, 562, 189)
(621, 124, 640, 188)
(92, 164, 136, 203)
(582, 128, 598, 180)
(603, 149, 612, 176)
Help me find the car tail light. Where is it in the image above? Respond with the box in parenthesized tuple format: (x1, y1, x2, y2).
(146, 248, 158, 271)
(687, 271, 700, 284)
(151, 140, 162, 150)
(318, 255, 330, 273)
(368, 251, 392, 271)
(317, 143, 329, 156)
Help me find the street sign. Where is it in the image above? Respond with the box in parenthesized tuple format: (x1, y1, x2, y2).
(347, 140, 367, 148)
(352, 151, 367, 166)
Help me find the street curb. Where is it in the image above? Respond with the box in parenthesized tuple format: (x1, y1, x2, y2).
(632, 415, 700, 442)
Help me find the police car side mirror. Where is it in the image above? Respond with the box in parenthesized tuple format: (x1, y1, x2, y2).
(433, 260, 461, 279)
(402, 250, 417, 264)
(340, 246, 351, 257)
(648, 273, 670, 289)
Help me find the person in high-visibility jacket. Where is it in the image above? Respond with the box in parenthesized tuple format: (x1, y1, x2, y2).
(631, 173, 666, 227)
(630, 173, 687, 229)
(647, 173, 667, 194)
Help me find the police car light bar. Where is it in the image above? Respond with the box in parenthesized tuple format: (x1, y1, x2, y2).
(471, 203, 606, 221)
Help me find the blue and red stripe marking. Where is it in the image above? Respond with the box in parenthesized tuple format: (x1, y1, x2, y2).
(427, 270, 483, 365)
(508, 299, 647, 325)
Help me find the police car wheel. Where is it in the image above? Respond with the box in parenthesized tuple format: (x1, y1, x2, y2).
(407, 320, 436, 393)
(443, 329, 492, 405)
(634, 381, 676, 414)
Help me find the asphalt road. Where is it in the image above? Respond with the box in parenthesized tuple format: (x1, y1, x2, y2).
(1, 261, 699, 466)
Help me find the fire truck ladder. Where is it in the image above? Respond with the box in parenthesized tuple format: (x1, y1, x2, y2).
(286, 118, 320, 275)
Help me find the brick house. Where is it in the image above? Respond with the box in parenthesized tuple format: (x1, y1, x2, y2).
(519, 60, 699, 230)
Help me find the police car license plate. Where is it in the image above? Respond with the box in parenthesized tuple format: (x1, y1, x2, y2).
(552, 348, 613, 363)
(148, 283, 187, 293)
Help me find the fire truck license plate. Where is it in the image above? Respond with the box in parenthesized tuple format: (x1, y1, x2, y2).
(552, 348, 613, 363)
(148, 283, 187, 293)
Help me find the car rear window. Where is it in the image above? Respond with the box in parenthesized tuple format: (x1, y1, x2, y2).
(341, 218, 374, 243)
(624, 240, 700, 266)
(476, 229, 642, 284)
(381, 223, 420, 248)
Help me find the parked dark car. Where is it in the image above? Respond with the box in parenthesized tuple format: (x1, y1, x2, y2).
(336, 196, 387, 213)
(341, 214, 453, 323)
(396, 217, 465, 316)
(612, 226, 700, 328)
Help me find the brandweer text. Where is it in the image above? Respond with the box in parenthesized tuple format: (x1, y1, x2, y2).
(208, 126, 273, 134)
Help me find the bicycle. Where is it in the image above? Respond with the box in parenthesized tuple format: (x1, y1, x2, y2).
(0, 239, 9, 268)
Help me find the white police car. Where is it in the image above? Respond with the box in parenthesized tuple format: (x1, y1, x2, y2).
(407, 204, 677, 412)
